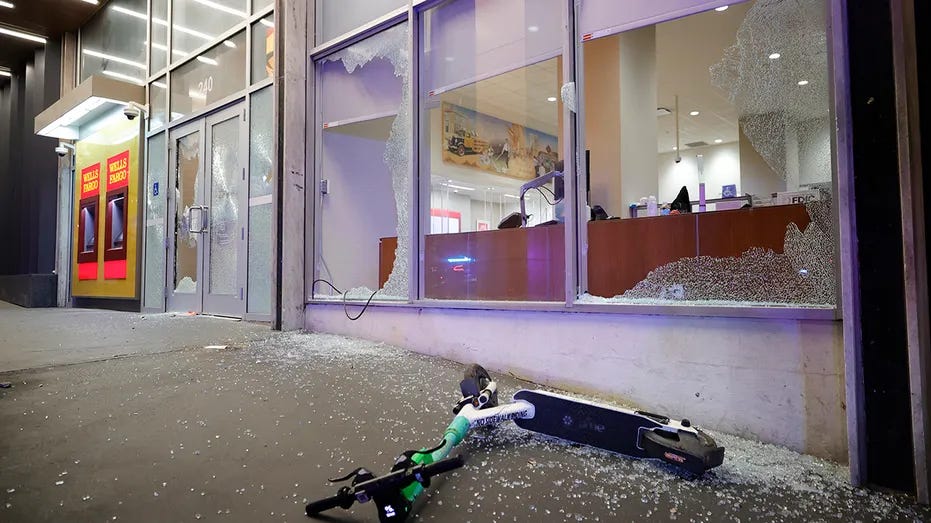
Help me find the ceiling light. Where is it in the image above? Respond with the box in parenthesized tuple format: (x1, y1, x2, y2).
(656, 107, 671, 116)
(173, 24, 214, 41)
(769, 52, 781, 59)
(81, 0, 99, 4)
(0, 26, 47, 44)
(0, 70, 11, 77)
(547, 96, 557, 102)
(0, 2, 14, 9)
(528, 26, 539, 32)
(259, 19, 274, 28)
(504, 194, 519, 199)
(714, 5, 728, 11)
(714, 139, 723, 144)
(689, 110, 700, 116)
(83, 49, 146, 70)
(797, 79, 809, 86)
(152, 81, 167, 89)
(196, 56, 219, 66)
(445, 183, 475, 191)
(101, 70, 144, 85)
(672, 146, 678, 150)
(223, 40, 236, 48)
(192, 0, 247, 18)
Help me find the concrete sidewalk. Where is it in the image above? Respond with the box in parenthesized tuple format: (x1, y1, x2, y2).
(1, 328, 928, 522)
(0, 301, 269, 372)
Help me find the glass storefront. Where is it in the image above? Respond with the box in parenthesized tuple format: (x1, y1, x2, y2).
(309, 0, 838, 312)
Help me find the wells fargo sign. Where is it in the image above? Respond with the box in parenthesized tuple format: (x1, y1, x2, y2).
(80, 163, 101, 198)
(107, 150, 130, 190)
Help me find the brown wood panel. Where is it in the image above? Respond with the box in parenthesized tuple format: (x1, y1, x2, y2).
(378, 236, 398, 288)
(424, 226, 566, 301)
(586, 214, 697, 298)
(696, 204, 810, 257)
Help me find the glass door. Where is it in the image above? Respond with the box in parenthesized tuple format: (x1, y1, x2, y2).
(202, 105, 247, 316)
(166, 103, 246, 317)
(167, 120, 204, 313)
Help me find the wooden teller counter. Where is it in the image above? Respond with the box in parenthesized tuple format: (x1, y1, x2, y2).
(379, 204, 810, 301)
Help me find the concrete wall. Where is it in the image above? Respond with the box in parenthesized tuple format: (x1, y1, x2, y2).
(306, 304, 847, 462)
(0, 42, 62, 277)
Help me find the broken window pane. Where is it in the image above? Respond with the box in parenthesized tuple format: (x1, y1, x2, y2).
(578, 0, 835, 308)
(313, 22, 410, 302)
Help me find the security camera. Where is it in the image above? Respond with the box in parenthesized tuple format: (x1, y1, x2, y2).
(55, 142, 74, 157)
(674, 155, 682, 164)
(123, 101, 148, 121)
(124, 105, 140, 120)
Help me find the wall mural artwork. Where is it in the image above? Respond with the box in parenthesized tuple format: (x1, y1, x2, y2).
(441, 102, 558, 181)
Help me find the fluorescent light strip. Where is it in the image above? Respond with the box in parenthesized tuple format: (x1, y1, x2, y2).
(101, 70, 145, 85)
(192, 0, 247, 18)
(110, 5, 214, 42)
(82, 0, 99, 5)
(0, 70, 11, 77)
(444, 183, 475, 191)
(0, 2, 14, 9)
(0, 26, 47, 44)
(83, 48, 147, 70)
(150, 41, 188, 57)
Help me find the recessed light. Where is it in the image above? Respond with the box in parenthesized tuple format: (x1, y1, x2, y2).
(769, 52, 781, 59)
(547, 96, 557, 102)
(528, 26, 539, 32)
(0, 26, 47, 44)
(0, 1, 14, 9)
(797, 80, 809, 86)
(714, 5, 728, 11)
(672, 146, 678, 151)
(714, 139, 723, 144)
(689, 110, 700, 116)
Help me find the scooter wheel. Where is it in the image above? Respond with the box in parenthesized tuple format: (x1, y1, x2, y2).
(462, 364, 498, 408)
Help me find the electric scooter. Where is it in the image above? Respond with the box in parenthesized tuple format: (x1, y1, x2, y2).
(305, 364, 724, 522)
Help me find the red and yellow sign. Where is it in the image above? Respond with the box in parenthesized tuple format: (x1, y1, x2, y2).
(106, 150, 130, 190)
(80, 163, 101, 198)
(71, 118, 141, 299)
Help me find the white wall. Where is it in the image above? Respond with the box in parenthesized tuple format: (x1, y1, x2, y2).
(318, 121, 396, 291)
(796, 116, 832, 187)
(306, 305, 847, 462)
(658, 142, 740, 204)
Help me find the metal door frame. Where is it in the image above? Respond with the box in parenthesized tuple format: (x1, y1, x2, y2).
(167, 119, 205, 314)
(201, 104, 248, 317)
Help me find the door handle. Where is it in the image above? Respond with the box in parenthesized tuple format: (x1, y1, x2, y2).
(188, 205, 209, 234)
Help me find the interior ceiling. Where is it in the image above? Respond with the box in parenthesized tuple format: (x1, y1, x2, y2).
(0, 0, 107, 74)
(441, 2, 766, 155)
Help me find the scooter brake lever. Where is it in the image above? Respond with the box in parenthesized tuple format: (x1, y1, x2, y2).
(328, 467, 371, 483)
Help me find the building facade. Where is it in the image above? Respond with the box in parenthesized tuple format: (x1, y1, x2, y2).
(0, 0, 927, 502)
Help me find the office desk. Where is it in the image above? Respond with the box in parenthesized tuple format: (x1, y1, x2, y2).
(379, 204, 810, 301)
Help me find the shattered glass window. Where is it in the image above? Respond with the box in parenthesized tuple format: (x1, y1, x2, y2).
(418, 0, 567, 302)
(143, 132, 168, 310)
(577, 0, 836, 308)
(313, 23, 410, 302)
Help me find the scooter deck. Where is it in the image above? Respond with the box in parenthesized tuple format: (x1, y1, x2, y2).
(513, 389, 660, 458)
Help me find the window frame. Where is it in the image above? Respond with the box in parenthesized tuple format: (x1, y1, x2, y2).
(304, 0, 849, 321)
